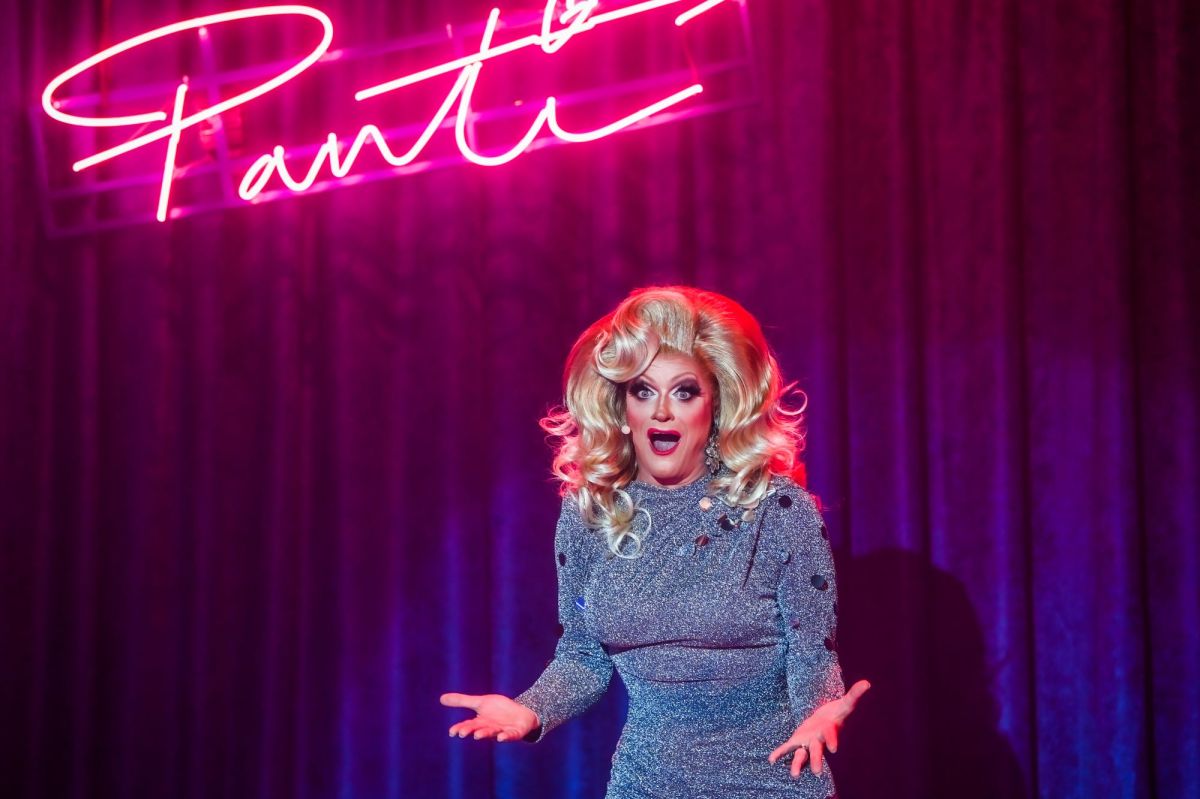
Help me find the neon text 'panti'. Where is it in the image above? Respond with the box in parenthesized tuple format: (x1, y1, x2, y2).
(41, 1, 728, 221)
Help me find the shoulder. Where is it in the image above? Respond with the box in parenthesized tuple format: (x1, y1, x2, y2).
(553, 492, 607, 560)
(554, 492, 583, 541)
(764, 472, 819, 513)
(557, 492, 581, 520)
(761, 473, 826, 549)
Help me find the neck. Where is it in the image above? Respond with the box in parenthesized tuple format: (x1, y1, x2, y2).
(635, 461, 708, 489)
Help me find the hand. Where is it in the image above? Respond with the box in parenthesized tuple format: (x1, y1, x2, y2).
(441, 692, 540, 743)
(768, 679, 871, 778)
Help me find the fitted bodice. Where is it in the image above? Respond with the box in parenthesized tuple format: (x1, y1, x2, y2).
(584, 471, 790, 684)
(514, 469, 846, 797)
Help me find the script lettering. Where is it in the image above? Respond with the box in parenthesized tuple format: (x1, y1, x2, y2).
(40, 1, 729, 220)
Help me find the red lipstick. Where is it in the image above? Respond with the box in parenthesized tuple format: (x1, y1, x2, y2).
(647, 428, 681, 456)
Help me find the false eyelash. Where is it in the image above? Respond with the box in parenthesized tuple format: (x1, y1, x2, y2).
(628, 381, 702, 396)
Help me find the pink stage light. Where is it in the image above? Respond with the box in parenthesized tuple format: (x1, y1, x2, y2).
(541, 0, 600, 54)
(674, 0, 728, 26)
(42, 1, 729, 219)
(42, 6, 333, 172)
(454, 9, 555, 167)
(544, 85, 703, 143)
(157, 82, 189, 222)
(356, 0, 703, 100)
(237, 68, 474, 198)
(241, 4, 704, 193)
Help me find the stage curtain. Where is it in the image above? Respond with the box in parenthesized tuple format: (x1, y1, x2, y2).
(1, 0, 1195, 797)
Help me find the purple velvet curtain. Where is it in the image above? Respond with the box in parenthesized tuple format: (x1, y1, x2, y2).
(2, 1, 1196, 798)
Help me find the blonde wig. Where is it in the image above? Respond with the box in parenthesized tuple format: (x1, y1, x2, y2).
(540, 286, 809, 559)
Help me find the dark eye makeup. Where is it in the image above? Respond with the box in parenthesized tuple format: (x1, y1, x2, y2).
(628, 380, 703, 399)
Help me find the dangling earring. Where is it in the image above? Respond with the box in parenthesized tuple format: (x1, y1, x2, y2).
(620, 424, 631, 435)
(704, 429, 722, 475)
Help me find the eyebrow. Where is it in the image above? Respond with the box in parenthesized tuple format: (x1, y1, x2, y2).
(632, 373, 701, 388)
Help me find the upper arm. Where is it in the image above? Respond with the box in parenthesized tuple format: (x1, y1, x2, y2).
(771, 480, 845, 718)
(513, 492, 613, 741)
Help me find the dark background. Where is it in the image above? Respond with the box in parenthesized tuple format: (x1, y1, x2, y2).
(1, 0, 1197, 797)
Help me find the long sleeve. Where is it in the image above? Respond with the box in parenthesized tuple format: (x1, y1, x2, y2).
(773, 483, 846, 726)
(513, 496, 614, 743)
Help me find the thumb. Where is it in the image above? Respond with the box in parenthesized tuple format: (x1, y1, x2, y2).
(844, 680, 871, 707)
(440, 692, 481, 710)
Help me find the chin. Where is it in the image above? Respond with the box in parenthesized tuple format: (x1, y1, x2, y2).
(641, 461, 692, 482)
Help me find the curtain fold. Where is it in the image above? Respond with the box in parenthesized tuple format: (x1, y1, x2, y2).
(1, 1, 1195, 797)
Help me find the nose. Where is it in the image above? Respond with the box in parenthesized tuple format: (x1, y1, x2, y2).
(652, 394, 672, 421)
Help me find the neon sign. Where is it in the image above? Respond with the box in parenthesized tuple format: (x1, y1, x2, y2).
(40, 1, 735, 223)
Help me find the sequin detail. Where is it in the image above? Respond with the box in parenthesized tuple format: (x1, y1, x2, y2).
(513, 470, 845, 797)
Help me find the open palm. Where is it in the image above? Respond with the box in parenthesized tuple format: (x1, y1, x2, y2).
(441, 692, 540, 743)
(768, 679, 872, 778)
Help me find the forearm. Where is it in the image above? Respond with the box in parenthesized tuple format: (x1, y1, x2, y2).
(775, 484, 846, 724)
(516, 497, 614, 743)
(513, 650, 613, 742)
(785, 641, 845, 725)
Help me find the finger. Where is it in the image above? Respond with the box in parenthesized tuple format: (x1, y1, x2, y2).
(767, 743, 785, 764)
(810, 737, 825, 775)
(440, 692, 482, 711)
(791, 745, 808, 778)
(768, 737, 800, 764)
(451, 719, 483, 738)
(843, 680, 871, 708)
(825, 723, 839, 753)
(473, 725, 499, 740)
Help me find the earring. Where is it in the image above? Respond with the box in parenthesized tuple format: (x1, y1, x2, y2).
(621, 424, 631, 435)
(704, 430, 721, 475)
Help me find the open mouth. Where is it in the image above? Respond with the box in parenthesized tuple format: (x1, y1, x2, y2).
(648, 429, 681, 455)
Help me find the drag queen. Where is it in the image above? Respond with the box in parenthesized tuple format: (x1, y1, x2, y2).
(442, 286, 870, 797)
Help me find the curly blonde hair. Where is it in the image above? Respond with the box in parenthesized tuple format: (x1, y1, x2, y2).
(540, 286, 809, 559)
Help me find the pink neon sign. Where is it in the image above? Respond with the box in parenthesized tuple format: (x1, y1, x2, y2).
(40, 1, 730, 222)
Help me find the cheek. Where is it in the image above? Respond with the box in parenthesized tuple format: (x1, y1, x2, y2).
(681, 401, 713, 439)
(626, 402, 652, 427)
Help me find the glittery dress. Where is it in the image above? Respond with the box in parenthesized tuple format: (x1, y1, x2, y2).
(514, 469, 845, 799)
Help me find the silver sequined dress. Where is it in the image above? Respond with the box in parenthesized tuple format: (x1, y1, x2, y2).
(514, 469, 845, 798)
